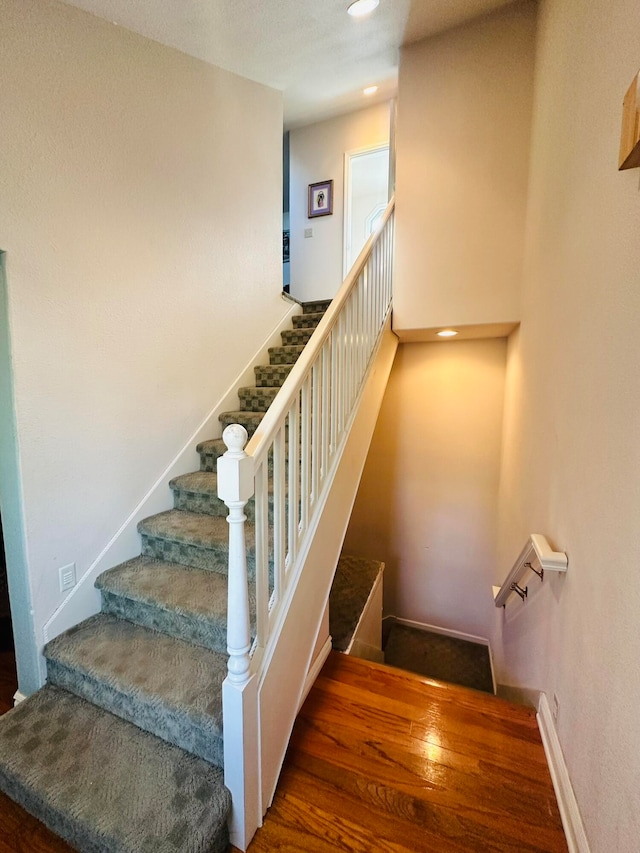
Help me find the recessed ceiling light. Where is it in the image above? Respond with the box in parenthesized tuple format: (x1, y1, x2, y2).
(363, 86, 378, 96)
(437, 329, 458, 338)
(347, 0, 380, 18)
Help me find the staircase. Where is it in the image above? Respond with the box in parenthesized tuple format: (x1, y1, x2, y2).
(0, 300, 330, 853)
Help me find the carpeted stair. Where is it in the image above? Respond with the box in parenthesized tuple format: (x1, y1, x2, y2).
(0, 299, 331, 853)
(329, 554, 384, 653)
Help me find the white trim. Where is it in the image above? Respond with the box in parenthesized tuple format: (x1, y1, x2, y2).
(298, 636, 332, 711)
(537, 693, 590, 853)
(13, 690, 26, 706)
(391, 615, 491, 646)
(43, 304, 301, 647)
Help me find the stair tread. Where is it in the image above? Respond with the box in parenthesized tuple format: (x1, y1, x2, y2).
(218, 411, 264, 438)
(96, 557, 254, 655)
(170, 471, 219, 496)
(45, 614, 226, 735)
(0, 684, 230, 853)
(139, 509, 254, 554)
(97, 556, 233, 625)
(268, 344, 305, 352)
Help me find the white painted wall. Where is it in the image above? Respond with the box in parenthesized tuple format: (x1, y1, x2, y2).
(0, 0, 284, 692)
(494, 0, 640, 849)
(289, 103, 391, 303)
(393, 1, 537, 334)
(344, 339, 506, 640)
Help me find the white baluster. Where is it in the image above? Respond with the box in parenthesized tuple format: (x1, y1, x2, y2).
(217, 424, 254, 685)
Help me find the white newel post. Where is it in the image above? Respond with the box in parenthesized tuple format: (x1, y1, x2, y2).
(217, 425, 261, 851)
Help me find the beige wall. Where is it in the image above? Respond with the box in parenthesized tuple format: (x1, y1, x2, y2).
(0, 0, 284, 691)
(344, 339, 506, 640)
(494, 0, 640, 848)
(393, 1, 537, 334)
(289, 103, 391, 302)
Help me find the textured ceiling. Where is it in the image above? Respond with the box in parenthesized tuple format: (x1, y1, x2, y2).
(60, 0, 515, 127)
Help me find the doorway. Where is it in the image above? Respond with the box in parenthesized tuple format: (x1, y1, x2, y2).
(343, 144, 390, 277)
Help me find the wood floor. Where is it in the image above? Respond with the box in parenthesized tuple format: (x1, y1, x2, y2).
(0, 648, 567, 852)
(236, 652, 567, 853)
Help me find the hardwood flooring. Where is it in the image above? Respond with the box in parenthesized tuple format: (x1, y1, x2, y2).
(0, 648, 566, 852)
(237, 652, 567, 853)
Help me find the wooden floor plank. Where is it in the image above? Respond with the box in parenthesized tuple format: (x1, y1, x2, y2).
(241, 652, 567, 853)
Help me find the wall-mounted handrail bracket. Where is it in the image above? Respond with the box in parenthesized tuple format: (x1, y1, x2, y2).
(493, 534, 567, 608)
(525, 560, 543, 581)
(511, 582, 527, 601)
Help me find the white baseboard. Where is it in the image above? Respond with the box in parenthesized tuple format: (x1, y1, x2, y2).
(537, 693, 590, 853)
(385, 615, 497, 693)
(389, 615, 490, 646)
(13, 690, 26, 706)
(298, 636, 332, 711)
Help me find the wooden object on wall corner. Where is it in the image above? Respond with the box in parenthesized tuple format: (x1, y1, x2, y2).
(619, 71, 640, 170)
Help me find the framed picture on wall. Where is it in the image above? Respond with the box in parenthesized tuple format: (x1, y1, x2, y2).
(308, 180, 333, 218)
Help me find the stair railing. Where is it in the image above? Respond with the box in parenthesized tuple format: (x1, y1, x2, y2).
(493, 534, 568, 608)
(217, 197, 395, 848)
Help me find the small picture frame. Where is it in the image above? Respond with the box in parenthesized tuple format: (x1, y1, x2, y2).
(308, 180, 333, 218)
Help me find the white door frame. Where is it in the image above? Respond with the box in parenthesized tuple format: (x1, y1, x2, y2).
(343, 143, 390, 278)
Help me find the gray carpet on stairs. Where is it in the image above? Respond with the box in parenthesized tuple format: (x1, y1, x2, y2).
(0, 299, 331, 852)
(0, 685, 230, 853)
(329, 555, 383, 652)
(44, 613, 227, 764)
(384, 622, 495, 694)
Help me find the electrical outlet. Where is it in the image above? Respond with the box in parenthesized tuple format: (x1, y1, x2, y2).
(304, 227, 313, 238)
(552, 693, 559, 723)
(59, 563, 76, 593)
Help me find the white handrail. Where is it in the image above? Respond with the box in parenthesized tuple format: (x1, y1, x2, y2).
(218, 197, 395, 847)
(493, 534, 568, 608)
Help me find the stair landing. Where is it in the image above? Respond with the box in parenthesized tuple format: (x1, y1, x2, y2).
(237, 652, 568, 852)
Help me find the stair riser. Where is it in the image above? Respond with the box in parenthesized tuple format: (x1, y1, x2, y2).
(238, 388, 279, 412)
(254, 364, 293, 387)
(199, 449, 224, 472)
(100, 589, 228, 655)
(218, 414, 262, 437)
(141, 534, 258, 577)
(302, 300, 331, 314)
(172, 488, 281, 522)
(292, 313, 324, 329)
(268, 346, 304, 365)
(281, 329, 313, 346)
(45, 659, 224, 766)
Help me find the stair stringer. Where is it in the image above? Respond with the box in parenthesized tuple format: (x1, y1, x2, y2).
(43, 298, 302, 654)
(248, 321, 398, 844)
